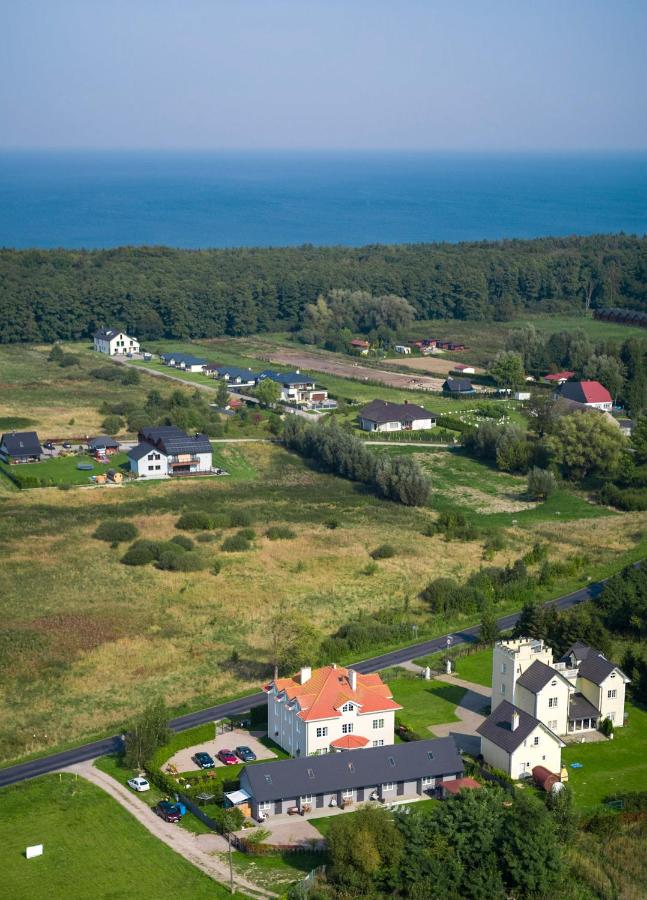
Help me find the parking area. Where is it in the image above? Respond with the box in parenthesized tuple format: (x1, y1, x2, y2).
(163, 728, 277, 773)
(240, 815, 326, 849)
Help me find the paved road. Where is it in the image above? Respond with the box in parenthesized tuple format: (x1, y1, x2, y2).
(0, 575, 609, 789)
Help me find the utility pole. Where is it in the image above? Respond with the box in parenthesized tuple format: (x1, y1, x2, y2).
(228, 831, 234, 895)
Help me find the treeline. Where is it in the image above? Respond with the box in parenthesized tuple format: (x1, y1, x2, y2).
(1, 234, 647, 343)
(283, 417, 430, 506)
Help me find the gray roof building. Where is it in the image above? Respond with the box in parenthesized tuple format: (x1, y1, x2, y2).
(88, 435, 119, 451)
(359, 399, 435, 425)
(578, 651, 623, 686)
(569, 693, 600, 720)
(443, 377, 475, 394)
(241, 737, 463, 804)
(0, 431, 43, 459)
(516, 660, 572, 694)
(139, 426, 212, 456)
(476, 701, 564, 753)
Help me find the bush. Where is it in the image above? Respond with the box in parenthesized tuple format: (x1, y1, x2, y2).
(176, 511, 214, 531)
(94, 520, 139, 543)
(426, 510, 480, 542)
(157, 550, 206, 572)
(599, 483, 647, 511)
(196, 532, 218, 543)
(237, 527, 256, 540)
(527, 467, 557, 501)
(483, 532, 506, 560)
(121, 544, 156, 566)
(600, 716, 614, 737)
(229, 509, 253, 527)
(370, 543, 396, 559)
(59, 353, 80, 367)
(265, 526, 296, 540)
(101, 414, 124, 435)
(363, 561, 379, 576)
(222, 532, 252, 552)
(171, 535, 194, 551)
(326, 518, 339, 529)
(212, 560, 222, 575)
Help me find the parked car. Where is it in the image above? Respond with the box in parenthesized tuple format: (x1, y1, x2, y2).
(44, 441, 55, 451)
(194, 751, 215, 769)
(62, 441, 72, 449)
(154, 801, 182, 823)
(217, 748, 238, 766)
(235, 746, 257, 762)
(127, 776, 150, 792)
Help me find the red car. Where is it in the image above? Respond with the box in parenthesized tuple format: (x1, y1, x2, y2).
(217, 748, 238, 766)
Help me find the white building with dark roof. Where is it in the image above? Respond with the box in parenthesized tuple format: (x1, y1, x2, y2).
(93, 328, 139, 356)
(127, 426, 212, 479)
(480, 636, 630, 778)
(358, 399, 436, 433)
(0, 431, 43, 464)
(476, 701, 565, 779)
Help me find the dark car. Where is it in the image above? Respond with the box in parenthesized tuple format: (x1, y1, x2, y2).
(235, 746, 257, 762)
(44, 441, 55, 451)
(62, 441, 72, 449)
(217, 748, 238, 766)
(194, 751, 215, 769)
(154, 801, 181, 823)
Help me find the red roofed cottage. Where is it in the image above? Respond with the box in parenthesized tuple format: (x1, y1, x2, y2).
(265, 664, 402, 757)
(556, 380, 613, 411)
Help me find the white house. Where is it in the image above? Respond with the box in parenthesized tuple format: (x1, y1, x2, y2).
(477, 701, 565, 779)
(127, 426, 212, 479)
(394, 345, 412, 355)
(491, 637, 629, 735)
(256, 371, 331, 408)
(264, 664, 402, 757)
(358, 399, 436, 433)
(93, 328, 140, 356)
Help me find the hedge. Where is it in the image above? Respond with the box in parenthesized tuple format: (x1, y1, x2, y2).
(94, 520, 139, 543)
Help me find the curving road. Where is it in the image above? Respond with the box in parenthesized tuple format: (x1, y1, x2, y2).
(0, 575, 609, 789)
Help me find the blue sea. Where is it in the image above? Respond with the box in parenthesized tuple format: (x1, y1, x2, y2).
(0, 151, 646, 249)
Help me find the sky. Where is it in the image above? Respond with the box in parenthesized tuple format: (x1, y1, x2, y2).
(1, 0, 646, 152)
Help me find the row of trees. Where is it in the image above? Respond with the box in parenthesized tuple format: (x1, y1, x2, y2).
(306, 789, 567, 899)
(99, 386, 224, 436)
(2, 235, 646, 343)
(283, 417, 430, 506)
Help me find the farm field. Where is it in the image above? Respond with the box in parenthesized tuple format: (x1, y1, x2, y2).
(0, 774, 237, 900)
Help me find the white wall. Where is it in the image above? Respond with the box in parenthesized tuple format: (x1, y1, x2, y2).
(481, 725, 562, 778)
(131, 449, 168, 478)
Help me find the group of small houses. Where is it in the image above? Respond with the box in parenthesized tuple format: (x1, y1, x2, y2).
(0, 427, 214, 481)
(227, 642, 628, 819)
(350, 337, 468, 356)
(159, 354, 335, 410)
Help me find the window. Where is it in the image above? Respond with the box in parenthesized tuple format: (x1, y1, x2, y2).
(264, 775, 272, 785)
(342, 723, 354, 734)
(342, 703, 353, 712)
(307, 769, 315, 779)
(533, 736, 539, 746)
(548, 720, 558, 730)
(501, 662, 507, 674)
(154, 465, 160, 470)
(608, 689, 617, 699)
(300, 795, 313, 804)
(342, 789, 353, 799)
(259, 801, 271, 811)
(382, 783, 394, 792)
(373, 718, 384, 729)
(373, 740, 384, 747)
(316, 726, 328, 738)
(388, 756, 396, 767)
(548, 697, 558, 708)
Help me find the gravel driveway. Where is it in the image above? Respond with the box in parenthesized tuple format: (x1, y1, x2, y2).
(165, 729, 277, 773)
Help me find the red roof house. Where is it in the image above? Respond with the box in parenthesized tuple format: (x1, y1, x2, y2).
(544, 371, 575, 384)
(557, 380, 613, 409)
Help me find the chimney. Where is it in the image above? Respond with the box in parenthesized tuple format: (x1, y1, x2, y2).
(299, 666, 312, 685)
(348, 669, 357, 691)
(511, 710, 519, 732)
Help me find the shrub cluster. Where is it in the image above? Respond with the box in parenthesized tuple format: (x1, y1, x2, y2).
(283, 417, 430, 506)
(221, 531, 254, 552)
(265, 525, 296, 540)
(320, 609, 414, 659)
(93, 520, 139, 543)
(120, 538, 206, 571)
(421, 560, 532, 616)
(424, 509, 479, 541)
(370, 543, 396, 559)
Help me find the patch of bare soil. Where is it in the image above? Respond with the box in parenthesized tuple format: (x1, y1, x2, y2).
(382, 356, 485, 375)
(441, 484, 534, 514)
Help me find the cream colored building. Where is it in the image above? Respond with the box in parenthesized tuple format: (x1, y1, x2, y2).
(477, 702, 565, 779)
(264, 664, 402, 757)
(93, 327, 139, 356)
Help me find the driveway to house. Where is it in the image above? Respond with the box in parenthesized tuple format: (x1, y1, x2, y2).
(429, 674, 492, 755)
(65, 760, 275, 899)
(164, 729, 276, 773)
(239, 815, 326, 849)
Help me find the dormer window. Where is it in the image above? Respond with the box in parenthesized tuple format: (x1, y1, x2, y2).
(342, 703, 353, 712)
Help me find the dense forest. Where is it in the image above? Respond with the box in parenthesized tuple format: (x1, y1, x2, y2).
(0, 234, 646, 343)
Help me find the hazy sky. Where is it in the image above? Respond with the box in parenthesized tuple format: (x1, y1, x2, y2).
(2, 0, 646, 151)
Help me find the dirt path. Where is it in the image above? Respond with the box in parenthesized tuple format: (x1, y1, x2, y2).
(64, 761, 275, 899)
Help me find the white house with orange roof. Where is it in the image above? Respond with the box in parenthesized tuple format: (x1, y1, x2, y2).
(264, 664, 402, 757)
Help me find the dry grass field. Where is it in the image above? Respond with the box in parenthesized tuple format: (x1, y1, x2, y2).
(0, 343, 644, 767)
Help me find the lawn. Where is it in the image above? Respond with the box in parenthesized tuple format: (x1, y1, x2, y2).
(0, 774, 240, 899)
(389, 676, 463, 733)
(0, 452, 130, 487)
(562, 702, 647, 812)
(412, 648, 494, 689)
(228, 848, 324, 891)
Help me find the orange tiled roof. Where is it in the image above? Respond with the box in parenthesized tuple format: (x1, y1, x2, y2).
(265, 664, 402, 722)
(330, 734, 370, 749)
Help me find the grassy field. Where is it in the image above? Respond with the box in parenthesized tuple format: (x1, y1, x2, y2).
(389, 677, 463, 732)
(0, 774, 239, 899)
(228, 849, 323, 892)
(562, 703, 647, 812)
(413, 647, 494, 688)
